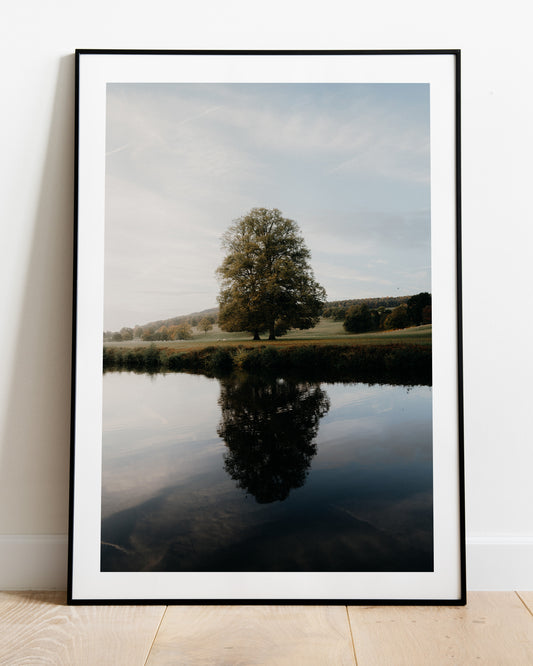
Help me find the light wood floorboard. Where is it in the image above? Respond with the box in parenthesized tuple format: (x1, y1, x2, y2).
(1, 592, 533, 665)
(0, 592, 165, 665)
(348, 591, 533, 665)
(146, 605, 356, 665)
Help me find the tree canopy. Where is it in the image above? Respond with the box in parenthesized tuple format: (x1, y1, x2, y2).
(216, 208, 326, 340)
(407, 292, 431, 325)
(343, 303, 374, 334)
(198, 316, 213, 335)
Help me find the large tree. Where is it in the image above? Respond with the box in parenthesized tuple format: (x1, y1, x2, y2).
(216, 208, 326, 340)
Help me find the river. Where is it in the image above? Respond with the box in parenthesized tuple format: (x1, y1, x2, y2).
(101, 370, 433, 572)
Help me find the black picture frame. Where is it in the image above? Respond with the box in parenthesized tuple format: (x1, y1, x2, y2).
(69, 49, 464, 605)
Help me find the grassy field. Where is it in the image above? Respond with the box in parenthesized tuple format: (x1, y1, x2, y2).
(106, 319, 432, 353)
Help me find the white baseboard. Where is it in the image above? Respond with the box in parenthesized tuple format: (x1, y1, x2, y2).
(0, 535, 68, 590)
(0, 534, 531, 591)
(466, 535, 533, 591)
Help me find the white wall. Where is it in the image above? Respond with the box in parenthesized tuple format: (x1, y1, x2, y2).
(1, 0, 531, 591)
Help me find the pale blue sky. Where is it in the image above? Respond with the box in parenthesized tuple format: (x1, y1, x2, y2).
(104, 82, 430, 330)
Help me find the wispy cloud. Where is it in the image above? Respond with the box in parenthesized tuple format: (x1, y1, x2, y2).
(104, 83, 431, 329)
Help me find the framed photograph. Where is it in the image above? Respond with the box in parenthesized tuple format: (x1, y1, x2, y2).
(69, 50, 464, 604)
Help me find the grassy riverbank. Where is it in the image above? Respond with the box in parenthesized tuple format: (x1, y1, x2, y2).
(103, 335, 432, 385)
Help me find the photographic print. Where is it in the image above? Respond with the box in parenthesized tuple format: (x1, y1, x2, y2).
(70, 51, 464, 603)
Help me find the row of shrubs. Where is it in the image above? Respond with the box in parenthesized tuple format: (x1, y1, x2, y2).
(103, 343, 432, 385)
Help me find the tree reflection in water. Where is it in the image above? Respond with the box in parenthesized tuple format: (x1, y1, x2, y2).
(217, 373, 330, 503)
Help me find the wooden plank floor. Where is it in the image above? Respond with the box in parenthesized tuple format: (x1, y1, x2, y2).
(0, 592, 532, 665)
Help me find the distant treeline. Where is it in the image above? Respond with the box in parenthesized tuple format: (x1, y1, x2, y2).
(325, 293, 431, 333)
(103, 312, 218, 343)
(103, 294, 431, 343)
(324, 295, 411, 315)
(103, 343, 431, 386)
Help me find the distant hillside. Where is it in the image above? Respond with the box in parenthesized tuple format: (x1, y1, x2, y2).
(138, 306, 219, 332)
(103, 307, 219, 342)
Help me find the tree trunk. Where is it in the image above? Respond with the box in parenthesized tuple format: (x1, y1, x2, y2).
(253, 331, 260, 340)
(268, 319, 276, 340)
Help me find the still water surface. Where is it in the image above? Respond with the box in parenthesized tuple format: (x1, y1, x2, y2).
(102, 371, 432, 572)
